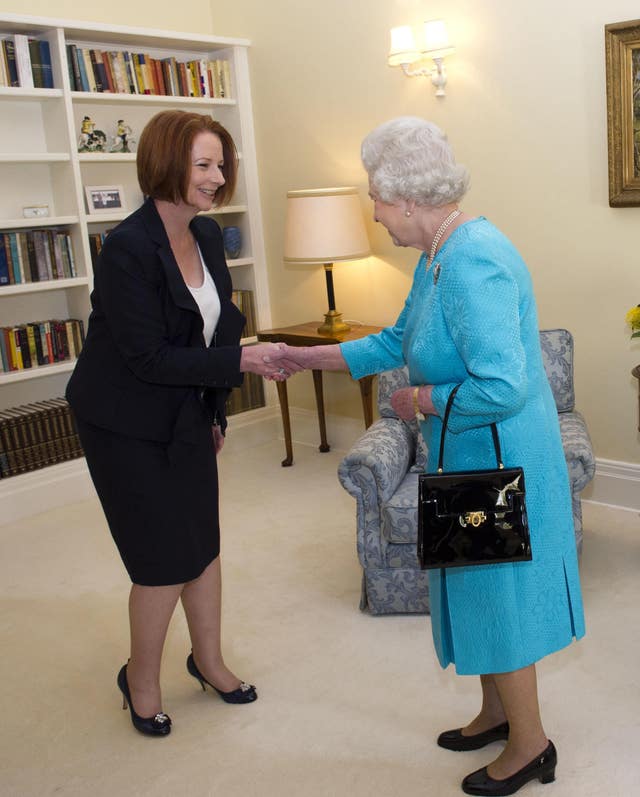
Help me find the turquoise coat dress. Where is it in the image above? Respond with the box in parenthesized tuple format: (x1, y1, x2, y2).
(341, 218, 585, 675)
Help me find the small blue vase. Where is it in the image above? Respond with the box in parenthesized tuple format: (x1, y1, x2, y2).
(222, 225, 242, 259)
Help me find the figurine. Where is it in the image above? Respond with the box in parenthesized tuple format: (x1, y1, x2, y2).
(77, 115, 107, 152)
(109, 119, 136, 153)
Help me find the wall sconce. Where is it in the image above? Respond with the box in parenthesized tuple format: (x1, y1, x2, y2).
(388, 20, 454, 96)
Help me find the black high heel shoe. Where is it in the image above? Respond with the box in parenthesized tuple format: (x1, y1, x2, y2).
(186, 652, 257, 704)
(461, 740, 557, 796)
(116, 664, 172, 736)
(438, 722, 510, 751)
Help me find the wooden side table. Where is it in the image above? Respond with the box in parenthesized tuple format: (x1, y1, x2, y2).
(633, 365, 640, 432)
(256, 321, 383, 466)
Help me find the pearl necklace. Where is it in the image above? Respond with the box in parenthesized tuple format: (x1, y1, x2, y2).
(426, 209, 461, 268)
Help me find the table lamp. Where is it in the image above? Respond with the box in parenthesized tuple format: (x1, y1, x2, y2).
(283, 187, 370, 336)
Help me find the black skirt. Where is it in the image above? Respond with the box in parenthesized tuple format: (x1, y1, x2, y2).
(75, 417, 220, 586)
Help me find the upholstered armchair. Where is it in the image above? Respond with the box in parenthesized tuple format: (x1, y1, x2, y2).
(337, 329, 595, 616)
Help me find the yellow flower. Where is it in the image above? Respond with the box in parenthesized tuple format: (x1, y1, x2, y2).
(626, 304, 640, 338)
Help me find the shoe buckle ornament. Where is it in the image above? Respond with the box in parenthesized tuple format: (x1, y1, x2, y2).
(459, 510, 486, 527)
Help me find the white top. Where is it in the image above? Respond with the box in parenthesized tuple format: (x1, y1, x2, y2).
(186, 245, 221, 346)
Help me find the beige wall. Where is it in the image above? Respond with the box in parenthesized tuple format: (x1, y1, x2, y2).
(207, 0, 640, 464)
(9, 1, 640, 464)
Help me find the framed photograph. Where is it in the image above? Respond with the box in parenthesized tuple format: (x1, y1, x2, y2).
(605, 20, 640, 206)
(84, 185, 125, 215)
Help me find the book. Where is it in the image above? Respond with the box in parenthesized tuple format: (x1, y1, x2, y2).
(13, 34, 34, 88)
(10, 328, 23, 369)
(110, 51, 128, 93)
(38, 40, 54, 88)
(28, 37, 44, 88)
(74, 46, 90, 91)
(122, 51, 138, 93)
(89, 49, 104, 92)
(2, 233, 15, 284)
(8, 233, 23, 284)
(3, 38, 20, 87)
(32, 230, 51, 280)
(0, 40, 8, 87)
(0, 327, 9, 372)
(66, 44, 80, 90)
(0, 236, 10, 285)
(24, 231, 39, 282)
(81, 48, 97, 92)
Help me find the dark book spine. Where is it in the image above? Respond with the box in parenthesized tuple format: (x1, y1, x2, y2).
(0, 236, 9, 285)
(4, 39, 19, 87)
(28, 37, 44, 88)
(17, 326, 32, 369)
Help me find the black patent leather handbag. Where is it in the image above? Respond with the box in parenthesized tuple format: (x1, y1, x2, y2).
(418, 385, 532, 570)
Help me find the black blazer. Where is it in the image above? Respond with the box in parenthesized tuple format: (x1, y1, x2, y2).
(66, 198, 246, 444)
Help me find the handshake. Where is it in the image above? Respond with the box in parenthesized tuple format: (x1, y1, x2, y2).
(240, 342, 317, 381)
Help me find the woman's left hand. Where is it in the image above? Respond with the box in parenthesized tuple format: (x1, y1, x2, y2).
(212, 425, 225, 454)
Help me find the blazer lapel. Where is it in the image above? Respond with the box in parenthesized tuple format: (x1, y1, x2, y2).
(140, 198, 202, 318)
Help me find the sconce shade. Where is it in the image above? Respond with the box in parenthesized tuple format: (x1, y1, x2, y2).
(388, 25, 421, 66)
(283, 187, 370, 264)
(423, 19, 454, 58)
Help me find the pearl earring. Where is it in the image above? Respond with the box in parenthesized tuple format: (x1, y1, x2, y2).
(405, 210, 411, 217)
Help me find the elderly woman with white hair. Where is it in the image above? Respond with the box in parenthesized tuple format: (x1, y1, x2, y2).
(274, 117, 585, 796)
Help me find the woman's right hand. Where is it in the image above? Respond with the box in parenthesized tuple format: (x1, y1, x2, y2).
(240, 343, 304, 380)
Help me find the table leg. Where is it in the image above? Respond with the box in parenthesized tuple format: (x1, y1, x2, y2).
(312, 369, 330, 452)
(275, 380, 294, 466)
(358, 375, 375, 428)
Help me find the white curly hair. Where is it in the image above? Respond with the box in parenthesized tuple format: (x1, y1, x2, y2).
(361, 117, 470, 206)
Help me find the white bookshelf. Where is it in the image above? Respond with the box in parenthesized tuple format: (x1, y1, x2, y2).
(0, 13, 272, 515)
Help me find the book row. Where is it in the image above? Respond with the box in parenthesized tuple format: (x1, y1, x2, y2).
(226, 372, 265, 417)
(231, 289, 257, 338)
(66, 45, 232, 99)
(0, 397, 83, 478)
(0, 229, 77, 287)
(0, 34, 54, 89)
(1, 318, 85, 373)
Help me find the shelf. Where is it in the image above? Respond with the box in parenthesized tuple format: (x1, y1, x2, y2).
(202, 205, 248, 215)
(0, 277, 89, 296)
(0, 87, 64, 101)
(0, 360, 77, 385)
(0, 216, 79, 229)
(78, 152, 136, 162)
(85, 205, 250, 225)
(0, 153, 71, 163)
(71, 91, 235, 107)
(228, 257, 253, 268)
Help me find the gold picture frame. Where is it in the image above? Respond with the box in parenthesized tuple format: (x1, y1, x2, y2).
(605, 19, 640, 206)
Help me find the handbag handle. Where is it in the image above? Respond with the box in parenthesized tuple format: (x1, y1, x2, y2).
(437, 385, 504, 473)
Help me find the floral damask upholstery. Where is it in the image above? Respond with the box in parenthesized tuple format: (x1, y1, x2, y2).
(338, 329, 595, 615)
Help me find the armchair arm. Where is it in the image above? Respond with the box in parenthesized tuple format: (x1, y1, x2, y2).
(338, 417, 414, 570)
(558, 410, 596, 493)
(338, 417, 414, 504)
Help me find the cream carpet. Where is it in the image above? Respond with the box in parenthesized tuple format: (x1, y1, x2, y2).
(0, 438, 638, 796)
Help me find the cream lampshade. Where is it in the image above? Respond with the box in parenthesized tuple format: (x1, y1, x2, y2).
(283, 187, 370, 336)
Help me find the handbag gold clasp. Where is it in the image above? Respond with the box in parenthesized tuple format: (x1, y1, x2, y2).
(459, 511, 487, 528)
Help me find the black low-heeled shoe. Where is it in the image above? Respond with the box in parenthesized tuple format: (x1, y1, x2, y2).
(438, 722, 510, 751)
(117, 664, 172, 737)
(186, 652, 257, 704)
(461, 740, 557, 796)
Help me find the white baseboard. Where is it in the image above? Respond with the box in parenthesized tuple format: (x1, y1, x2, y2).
(581, 458, 640, 513)
(1, 408, 638, 525)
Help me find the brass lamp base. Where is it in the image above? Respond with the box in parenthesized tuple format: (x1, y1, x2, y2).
(317, 310, 351, 336)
